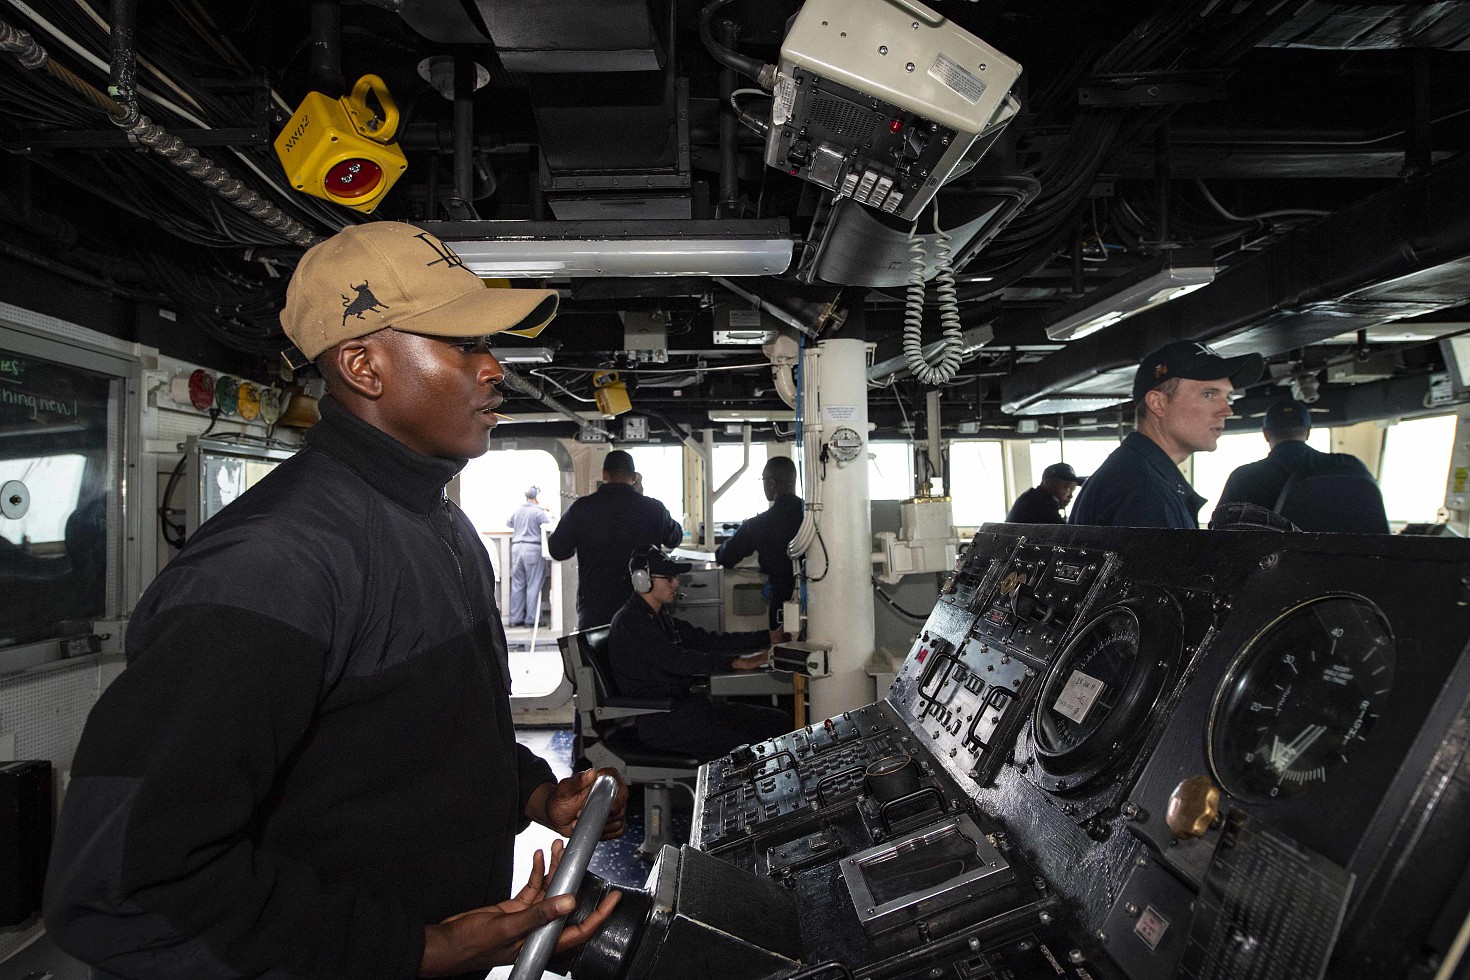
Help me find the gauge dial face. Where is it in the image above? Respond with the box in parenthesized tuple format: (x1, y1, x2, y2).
(829, 426, 863, 462)
(1037, 607, 1142, 757)
(1209, 596, 1395, 803)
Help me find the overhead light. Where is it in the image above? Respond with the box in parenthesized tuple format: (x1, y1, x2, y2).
(489, 347, 554, 364)
(708, 409, 797, 423)
(421, 219, 793, 278)
(1045, 249, 1215, 342)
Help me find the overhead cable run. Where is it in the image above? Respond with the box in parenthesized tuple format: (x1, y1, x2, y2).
(499, 367, 608, 439)
(0, 15, 323, 249)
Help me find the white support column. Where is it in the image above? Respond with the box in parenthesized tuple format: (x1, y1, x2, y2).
(804, 338, 877, 720)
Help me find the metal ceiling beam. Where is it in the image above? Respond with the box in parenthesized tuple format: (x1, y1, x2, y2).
(1002, 151, 1470, 414)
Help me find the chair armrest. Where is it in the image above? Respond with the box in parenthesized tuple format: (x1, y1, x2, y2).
(606, 695, 674, 711)
(596, 696, 674, 719)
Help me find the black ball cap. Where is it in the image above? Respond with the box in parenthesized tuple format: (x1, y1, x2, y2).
(1263, 399, 1312, 432)
(1041, 462, 1085, 485)
(1132, 340, 1264, 402)
(632, 544, 691, 577)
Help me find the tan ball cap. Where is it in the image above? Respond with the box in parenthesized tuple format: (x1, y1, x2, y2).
(280, 221, 559, 360)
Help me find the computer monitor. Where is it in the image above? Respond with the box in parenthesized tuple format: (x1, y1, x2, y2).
(184, 436, 298, 536)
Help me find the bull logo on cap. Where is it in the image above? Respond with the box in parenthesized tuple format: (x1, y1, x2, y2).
(1155, 364, 1169, 378)
(342, 281, 388, 324)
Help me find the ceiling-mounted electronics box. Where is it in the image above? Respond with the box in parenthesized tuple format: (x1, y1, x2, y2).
(766, 0, 1022, 221)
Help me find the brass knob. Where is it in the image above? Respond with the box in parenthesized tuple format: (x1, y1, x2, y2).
(1166, 775, 1221, 840)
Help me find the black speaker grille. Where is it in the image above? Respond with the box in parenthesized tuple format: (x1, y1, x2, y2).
(810, 93, 870, 136)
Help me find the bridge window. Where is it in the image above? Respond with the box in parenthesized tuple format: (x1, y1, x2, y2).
(1379, 414, 1457, 526)
(631, 445, 687, 530)
(949, 441, 1006, 525)
(869, 442, 915, 500)
(712, 445, 775, 527)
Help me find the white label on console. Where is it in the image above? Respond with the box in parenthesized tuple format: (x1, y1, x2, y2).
(929, 53, 987, 105)
(1134, 904, 1169, 950)
(1053, 669, 1105, 724)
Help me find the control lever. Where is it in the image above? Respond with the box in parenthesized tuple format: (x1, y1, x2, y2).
(508, 772, 620, 980)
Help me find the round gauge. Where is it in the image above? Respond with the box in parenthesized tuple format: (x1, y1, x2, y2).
(236, 381, 261, 421)
(1031, 593, 1181, 793)
(214, 375, 239, 416)
(828, 426, 863, 462)
(187, 369, 215, 411)
(259, 387, 283, 427)
(1208, 595, 1394, 803)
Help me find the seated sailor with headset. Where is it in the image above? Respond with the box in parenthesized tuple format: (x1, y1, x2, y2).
(609, 545, 792, 762)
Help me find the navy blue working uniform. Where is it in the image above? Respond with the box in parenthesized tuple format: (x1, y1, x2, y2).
(715, 492, 804, 629)
(1069, 432, 1205, 529)
(1216, 440, 1388, 532)
(1005, 486, 1066, 524)
(548, 484, 683, 629)
(608, 593, 790, 762)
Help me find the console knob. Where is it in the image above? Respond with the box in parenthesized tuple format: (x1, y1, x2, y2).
(1166, 775, 1221, 840)
(866, 754, 920, 804)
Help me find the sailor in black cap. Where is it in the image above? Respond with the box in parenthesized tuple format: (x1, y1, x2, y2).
(609, 545, 791, 762)
(1214, 399, 1388, 532)
(1070, 340, 1263, 529)
(1006, 462, 1084, 524)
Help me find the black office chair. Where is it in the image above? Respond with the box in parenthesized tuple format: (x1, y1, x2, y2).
(559, 625, 699, 858)
(1275, 472, 1390, 534)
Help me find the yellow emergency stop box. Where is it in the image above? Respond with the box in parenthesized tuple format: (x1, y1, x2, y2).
(593, 371, 632, 417)
(274, 74, 407, 213)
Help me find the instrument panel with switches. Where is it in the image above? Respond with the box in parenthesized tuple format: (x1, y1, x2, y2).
(564, 524, 1470, 980)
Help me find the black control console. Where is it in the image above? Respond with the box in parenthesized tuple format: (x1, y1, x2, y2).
(569, 524, 1470, 980)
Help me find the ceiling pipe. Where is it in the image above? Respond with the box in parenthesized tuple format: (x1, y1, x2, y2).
(0, 14, 320, 247)
(107, 0, 138, 126)
(716, 19, 739, 218)
(500, 366, 603, 434)
(1002, 151, 1470, 415)
(309, 1, 343, 97)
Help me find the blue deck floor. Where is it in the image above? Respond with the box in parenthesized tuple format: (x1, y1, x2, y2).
(512, 728, 692, 891)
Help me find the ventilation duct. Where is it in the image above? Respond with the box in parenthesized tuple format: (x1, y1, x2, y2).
(1002, 152, 1470, 415)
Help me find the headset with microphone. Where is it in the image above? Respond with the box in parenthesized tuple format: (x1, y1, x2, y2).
(629, 544, 657, 595)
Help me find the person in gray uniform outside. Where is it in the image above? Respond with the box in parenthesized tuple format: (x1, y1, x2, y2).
(506, 485, 552, 627)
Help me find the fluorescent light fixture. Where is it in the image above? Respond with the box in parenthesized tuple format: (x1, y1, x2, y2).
(708, 409, 797, 423)
(489, 347, 554, 364)
(422, 219, 793, 279)
(493, 411, 606, 424)
(1045, 249, 1215, 342)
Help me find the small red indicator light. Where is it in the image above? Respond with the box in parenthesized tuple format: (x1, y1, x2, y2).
(325, 158, 384, 198)
(889, 119, 902, 133)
